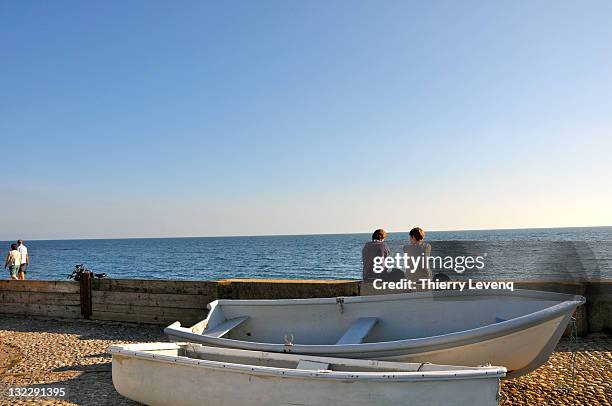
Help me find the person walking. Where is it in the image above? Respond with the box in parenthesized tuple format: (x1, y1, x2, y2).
(17, 239, 29, 280)
(4, 243, 21, 280)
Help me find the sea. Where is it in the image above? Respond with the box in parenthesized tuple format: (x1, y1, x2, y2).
(2, 227, 611, 281)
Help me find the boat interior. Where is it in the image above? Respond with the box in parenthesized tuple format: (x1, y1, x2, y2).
(202, 293, 569, 344)
(121, 343, 486, 373)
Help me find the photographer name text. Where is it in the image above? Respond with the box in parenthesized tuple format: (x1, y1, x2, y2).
(373, 278, 514, 291)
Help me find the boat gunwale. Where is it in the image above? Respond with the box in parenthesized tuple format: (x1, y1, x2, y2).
(208, 288, 583, 307)
(108, 343, 507, 381)
(165, 289, 585, 354)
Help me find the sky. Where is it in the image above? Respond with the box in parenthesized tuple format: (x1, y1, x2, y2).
(1, 1, 611, 240)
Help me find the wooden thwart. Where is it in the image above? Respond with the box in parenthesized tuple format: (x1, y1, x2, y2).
(202, 316, 249, 338)
(336, 317, 378, 345)
(296, 360, 330, 371)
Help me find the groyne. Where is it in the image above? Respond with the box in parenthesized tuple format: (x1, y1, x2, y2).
(0, 278, 609, 335)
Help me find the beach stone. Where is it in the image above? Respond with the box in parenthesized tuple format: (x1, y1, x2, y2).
(0, 315, 165, 405)
(500, 334, 612, 405)
(0, 314, 610, 405)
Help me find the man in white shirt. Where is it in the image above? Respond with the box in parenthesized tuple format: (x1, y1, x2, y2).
(17, 240, 29, 280)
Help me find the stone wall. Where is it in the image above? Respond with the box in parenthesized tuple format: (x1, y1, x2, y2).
(0, 278, 609, 334)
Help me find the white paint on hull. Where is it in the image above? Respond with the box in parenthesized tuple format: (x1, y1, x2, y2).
(165, 289, 584, 377)
(109, 343, 505, 406)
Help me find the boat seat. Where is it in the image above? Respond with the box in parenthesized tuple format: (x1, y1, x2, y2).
(336, 317, 378, 345)
(296, 360, 330, 371)
(202, 316, 249, 338)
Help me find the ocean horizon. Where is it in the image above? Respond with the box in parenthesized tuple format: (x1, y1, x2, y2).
(3, 226, 611, 281)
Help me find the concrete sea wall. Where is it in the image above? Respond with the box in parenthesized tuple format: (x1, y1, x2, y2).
(0, 278, 609, 335)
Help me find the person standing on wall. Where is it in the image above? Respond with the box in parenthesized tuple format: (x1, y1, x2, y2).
(4, 243, 21, 280)
(17, 240, 29, 280)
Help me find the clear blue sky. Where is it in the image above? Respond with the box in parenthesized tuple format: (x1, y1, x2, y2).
(1, 1, 611, 239)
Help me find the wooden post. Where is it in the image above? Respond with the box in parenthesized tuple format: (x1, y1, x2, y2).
(80, 272, 93, 319)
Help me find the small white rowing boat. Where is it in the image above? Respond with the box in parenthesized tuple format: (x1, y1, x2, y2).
(165, 289, 585, 378)
(108, 342, 506, 406)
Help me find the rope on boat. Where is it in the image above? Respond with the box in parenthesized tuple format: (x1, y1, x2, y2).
(336, 297, 345, 314)
(501, 314, 580, 404)
(554, 314, 579, 393)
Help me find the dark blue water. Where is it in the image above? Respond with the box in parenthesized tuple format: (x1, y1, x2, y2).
(2, 227, 611, 281)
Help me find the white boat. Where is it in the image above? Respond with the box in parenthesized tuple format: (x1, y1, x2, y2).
(108, 342, 506, 406)
(165, 289, 585, 378)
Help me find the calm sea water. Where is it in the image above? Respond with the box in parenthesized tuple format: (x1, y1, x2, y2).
(2, 227, 611, 281)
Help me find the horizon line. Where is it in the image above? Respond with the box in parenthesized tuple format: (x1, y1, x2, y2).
(2, 224, 611, 242)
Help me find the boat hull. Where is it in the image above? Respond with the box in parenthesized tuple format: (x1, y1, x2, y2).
(373, 313, 571, 377)
(165, 289, 584, 378)
(109, 343, 504, 406)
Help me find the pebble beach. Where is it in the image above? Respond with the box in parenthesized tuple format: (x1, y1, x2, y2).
(0, 315, 610, 405)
